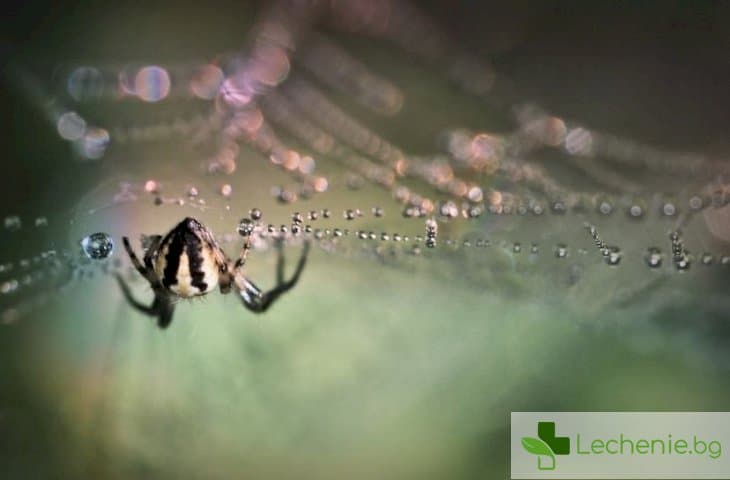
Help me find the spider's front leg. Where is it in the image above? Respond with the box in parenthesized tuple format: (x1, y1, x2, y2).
(237, 240, 310, 313)
(118, 236, 176, 329)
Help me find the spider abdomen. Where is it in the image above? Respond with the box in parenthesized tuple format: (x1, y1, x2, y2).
(154, 217, 223, 297)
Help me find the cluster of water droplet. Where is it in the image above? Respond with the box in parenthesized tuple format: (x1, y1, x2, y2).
(669, 230, 691, 271)
(425, 218, 438, 249)
(585, 223, 621, 266)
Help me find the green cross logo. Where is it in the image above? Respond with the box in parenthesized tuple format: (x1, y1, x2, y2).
(521, 422, 571, 470)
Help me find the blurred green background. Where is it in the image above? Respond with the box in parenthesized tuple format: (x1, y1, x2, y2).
(1, 2, 729, 479)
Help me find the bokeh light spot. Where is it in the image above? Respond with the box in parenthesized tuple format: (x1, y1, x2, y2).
(135, 66, 171, 102)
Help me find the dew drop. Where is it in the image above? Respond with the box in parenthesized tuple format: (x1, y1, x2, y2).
(688, 195, 704, 211)
(662, 202, 677, 217)
(605, 247, 622, 266)
(551, 201, 566, 214)
(468, 206, 482, 218)
(645, 247, 663, 268)
(81, 232, 114, 260)
(67, 66, 104, 101)
(57, 111, 86, 141)
(675, 257, 691, 271)
(425, 218, 438, 236)
(628, 204, 644, 218)
(4, 216, 21, 231)
(439, 201, 459, 218)
(274, 187, 297, 204)
(402, 206, 420, 218)
(144, 179, 159, 193)
(220, 184, 233, 197)
(250, 208, 263, 221)
(1, 279, 19, 294)
(598, 200, 613, 215)
(237, 218, 254, 237)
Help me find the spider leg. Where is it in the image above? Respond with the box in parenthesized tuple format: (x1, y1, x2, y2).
(142, 234, 163, 270)
(119, 236, 175, 329)
(240, 240, 310, 313)
(233, 236, 252, 270)
(115, 273, 156, 314)
(152, 293, 175, 329)
(115, 273, 176, 329)
(275, 238, 285, 284)
(122, 236, 147, 276)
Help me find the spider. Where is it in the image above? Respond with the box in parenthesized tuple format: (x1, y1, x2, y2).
(115, 217, 309, 329)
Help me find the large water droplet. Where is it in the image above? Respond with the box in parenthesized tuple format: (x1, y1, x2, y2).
(81, 233, 114, 260)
